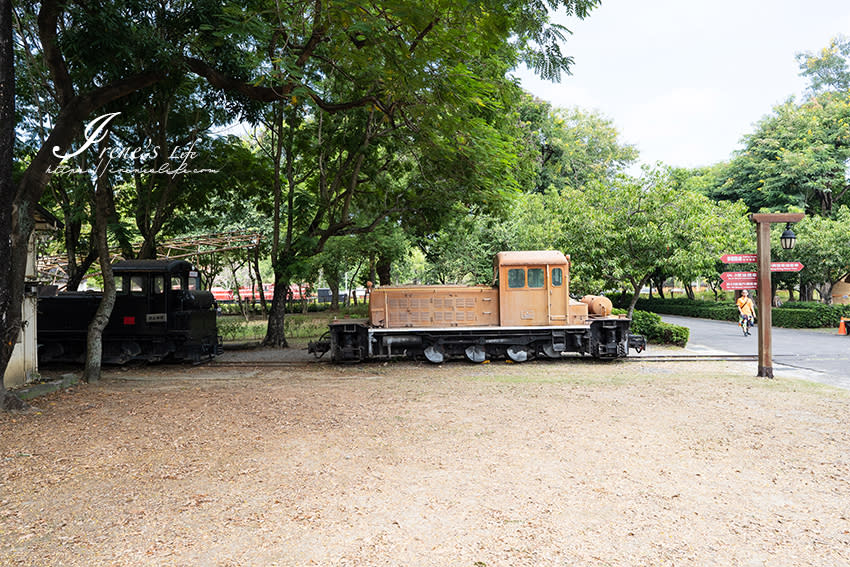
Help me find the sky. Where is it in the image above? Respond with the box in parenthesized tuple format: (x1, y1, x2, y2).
(516, 0, 850, 170)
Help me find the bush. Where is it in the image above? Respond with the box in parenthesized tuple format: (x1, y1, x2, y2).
(627, 296, 850, 329)
(613, 308, 689, 347)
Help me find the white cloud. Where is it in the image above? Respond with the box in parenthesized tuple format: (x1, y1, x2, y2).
(519, 0, 850, 171)
(621, 87, 736, 168)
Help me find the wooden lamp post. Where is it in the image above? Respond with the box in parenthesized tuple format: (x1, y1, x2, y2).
(749, 212, 804, 378)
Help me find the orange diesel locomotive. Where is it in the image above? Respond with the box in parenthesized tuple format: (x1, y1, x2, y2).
(310, 250, 645, 363)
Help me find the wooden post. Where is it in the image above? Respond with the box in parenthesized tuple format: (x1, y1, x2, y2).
(755, 220, 773, 378)
(749, 213, 804, 378)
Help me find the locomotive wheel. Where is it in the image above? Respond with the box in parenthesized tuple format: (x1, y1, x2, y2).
(506, 345, 531, 363)
(464, 345, 487, 363)
(541, 343, 562, 359)
(423, 344, 446, 364)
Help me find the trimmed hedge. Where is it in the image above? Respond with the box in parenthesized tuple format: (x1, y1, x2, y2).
(613, 308, 690, 347)
(613, 295, 850, 329)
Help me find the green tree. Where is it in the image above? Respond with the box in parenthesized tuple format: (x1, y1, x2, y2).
(518, 95, 637, 193)
(711, 93, 850, 216)
(4, 0, 270, 404)
(776, 207, 850, 302)
(247, 0, 600, 346)
(561, 168, 750, 316)
(419, 211, 509, 285)
(3, 0, 600, 393)
(797, 35, 850, 94)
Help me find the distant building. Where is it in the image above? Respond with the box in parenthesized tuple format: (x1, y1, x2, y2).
(3, 206, 62, 389)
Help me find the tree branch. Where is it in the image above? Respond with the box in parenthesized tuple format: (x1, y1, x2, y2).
(184, 56, 382, 113)
(37, 0, 73, 106)
(409, 18, 440, 54)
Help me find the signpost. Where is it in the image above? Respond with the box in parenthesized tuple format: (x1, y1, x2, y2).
(748, 213, 805, 378)
(722, 219, 805, 379)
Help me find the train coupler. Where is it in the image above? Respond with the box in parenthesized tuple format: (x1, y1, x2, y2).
(628, 334, 647, 353)
(308, 332, 331, 358)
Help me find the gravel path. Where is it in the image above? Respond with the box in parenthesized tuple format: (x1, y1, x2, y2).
(2, 356, 849, 566)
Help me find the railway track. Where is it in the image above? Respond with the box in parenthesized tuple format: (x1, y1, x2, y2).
(628, 353, 757, 362)
(209, 353, 758, 367)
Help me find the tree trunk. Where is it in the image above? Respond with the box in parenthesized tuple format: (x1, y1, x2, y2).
(376, 257, 392, 286)
(66, 249, 97, 291)
(652, 275, 665, 299)
(263, 268, 289, 348)
(329, 275, 341, 311)
(816, 282, 832, 304)
(83, 163, 117, 383)
(684, 282, 695, 300)
(627, 274, 651, 319)
(252, 247, 267, 315)
(0, 0, 28, 410)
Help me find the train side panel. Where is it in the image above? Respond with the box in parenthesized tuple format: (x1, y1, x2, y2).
(370, 286, 498, 328)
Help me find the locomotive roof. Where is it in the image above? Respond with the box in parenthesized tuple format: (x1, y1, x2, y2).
(495, 250, 569, 266)
(112, 259, 196, 273)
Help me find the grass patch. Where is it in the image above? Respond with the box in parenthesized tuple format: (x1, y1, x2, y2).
(218, 310, 357, 342)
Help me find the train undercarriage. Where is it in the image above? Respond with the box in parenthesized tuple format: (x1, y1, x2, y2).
(310, 319, 646, 363)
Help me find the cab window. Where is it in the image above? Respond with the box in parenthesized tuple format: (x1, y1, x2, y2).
(527, 268, 544, 288)
(507, 268, 525, 289)
(171, 276, 183, 291)
(153, 276, 165, 294)
(115, 276, 126, 294)
(188, 271, 200, 290)
(130, 276, 145, 295)
(552, 268, 563, 287)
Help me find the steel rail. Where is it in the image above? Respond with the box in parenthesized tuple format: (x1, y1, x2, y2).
(208, 353, 759, 367)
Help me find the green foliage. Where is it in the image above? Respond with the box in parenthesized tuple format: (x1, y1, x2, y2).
(796, 35, 850, 94)
(419, 211, 510, 284)
(218, 314, 327, 341)
(773, 207, 850, 297)
(628, 297, 850, 329)
(627, 297, 739, 322)
(561, 167, 751, 312)
(711, 93, 850, 216)
(612, 308, 689, 347)
(517, 96, 638, 193)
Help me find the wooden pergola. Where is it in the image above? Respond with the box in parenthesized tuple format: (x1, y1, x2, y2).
(38, 231, 262, 288)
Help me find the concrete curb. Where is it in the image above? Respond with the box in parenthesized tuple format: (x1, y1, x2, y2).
(14, 373, 80, 401)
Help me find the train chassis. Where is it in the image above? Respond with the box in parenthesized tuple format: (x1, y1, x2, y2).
(312, 320, 645, 363)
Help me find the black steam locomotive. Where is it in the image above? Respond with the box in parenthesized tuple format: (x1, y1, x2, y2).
(38, 259, 222, 364)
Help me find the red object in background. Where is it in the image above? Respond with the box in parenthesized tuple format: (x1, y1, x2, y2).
(211, 287, 234, 301)
(123, 316, 135, 325)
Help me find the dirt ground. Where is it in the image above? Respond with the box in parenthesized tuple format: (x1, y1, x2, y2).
(2, 350, 850, 566)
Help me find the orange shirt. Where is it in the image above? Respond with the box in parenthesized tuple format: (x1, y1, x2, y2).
(736, 296, 755, 316)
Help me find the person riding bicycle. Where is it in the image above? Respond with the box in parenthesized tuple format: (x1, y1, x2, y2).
(736, 290, 757, 336)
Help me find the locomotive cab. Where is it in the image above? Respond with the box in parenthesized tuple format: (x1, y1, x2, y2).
(495, 251, 587, 326)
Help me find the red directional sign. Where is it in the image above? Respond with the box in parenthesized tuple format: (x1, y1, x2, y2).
(770, 261, 804, 272)
(721, 271, 757, 282)
(721, 253, 757, 263)
(720, 280, 756, 290)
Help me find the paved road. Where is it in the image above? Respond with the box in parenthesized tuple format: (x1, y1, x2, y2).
(656, 314, 850, 390)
